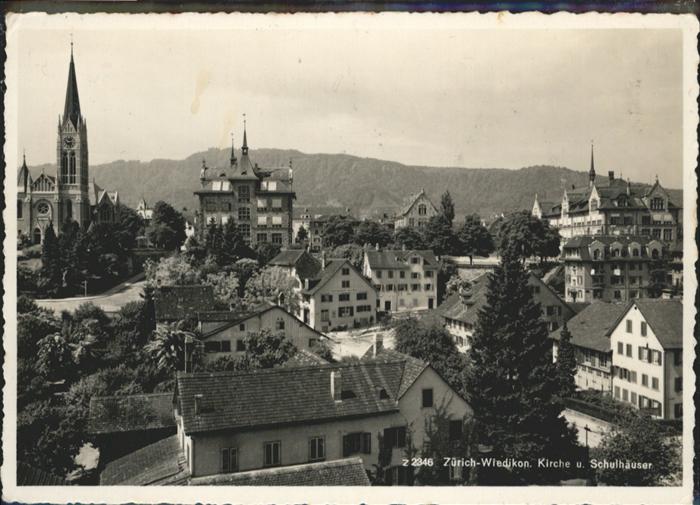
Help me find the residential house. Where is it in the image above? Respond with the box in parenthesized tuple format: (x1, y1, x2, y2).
(196, 302, 329, 363)
(299, 258, 378, 332)
(394, 189, 438, 229)
(608, 299, 683, 420)
(292, 206, 350, 251)
(194, 125, 295, 247)
(173, 351, 472, 483)
(533, 146, 682, 244)
(136, 198, 154, 226)
(549, 301, 627, 393)
(562, 235, 664, 303)
(268, 248, 322, 283)
(363, 248, 439, 312)
(441, 272, 575, 352)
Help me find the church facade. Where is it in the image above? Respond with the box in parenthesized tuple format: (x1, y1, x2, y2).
(194, 127, 295, 247)
(17, 46, 119, 244)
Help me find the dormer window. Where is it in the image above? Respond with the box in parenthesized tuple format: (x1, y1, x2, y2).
(590, 199, 598, 211)
(650, 197, 664, 210)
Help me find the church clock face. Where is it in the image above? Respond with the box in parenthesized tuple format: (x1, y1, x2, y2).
(63, 136, 75, 148)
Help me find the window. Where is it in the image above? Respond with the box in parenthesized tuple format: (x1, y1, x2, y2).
(357, 292, 367, 300)
(341, 280, 350, 288)
(675, 403, 683, 419)
(37, 202, 50, 215)
(257, 198, 267, 209)
(652, 350, 662, 366)
(238, 223, 250, 236)
(425, 270, 433, 278)
(411, 256, 421, 264)
(239, 323, 245, 331)
(238, 185, 250, 202)
(651, 377, 659, 390)
(271, 216, 282, 227)
(342, 267, 350, 275)
(411, 284, 420, 291)
(339, 293, 350, 302)
(411, 272, 420, 279)
(650, 197, 664, 210)
(276, 318, 285, 331)
(388, 271, 394, 279)
(626, 320, 632, 333)
(256, 233, 267, 243)
(321, 310, 330, 322)
(376, 270, 383, 279)
(238, 207, 250, 220)
(321, 294, 333, 303)
(257, 215, 267, 226)
(17, 200, 22, 219)
(640, 321, 647, 337)
(236, 339, 246, 352)
(631, 392, 637, 405)
(617, 342, 623, 355)
(221, 448, 238, 473)
(308, 437, 325, 462)
(204, 341, 221, 353)
(338, 306, 354, 317)
(622, 389, 628, 402)
(422, 388, 433, 408)
(342, 432, 371, 456)
(399, 271, 406, 279)
(271, 233, 283, 245)
(614, 386, 620, 399)
(271, 198, 282, 209)
(449, 420, 463, 441)
(630, 371, 637, 383)
(626, 344, 632, 357)
(418, 204, 427, 216)
(675, 377, 682, 392)
(383, 426, 407, 448)
(641, 374, 648, 387)
(263, 441, 281, 467)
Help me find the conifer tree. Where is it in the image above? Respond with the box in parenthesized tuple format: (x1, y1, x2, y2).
(556, 322, 577, 399)
(464, 252, 579, 484)
(40, 225, 62, 295)
(440, 190, 455, 226)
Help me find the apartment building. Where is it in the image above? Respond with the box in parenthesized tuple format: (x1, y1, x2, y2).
(174, 351, 472, 483)
(197, 302, 328, 364)
(608, 299, 683, 420)
(363, 248, 439, 312)
(550, 302, 627, 393)
(562, 235, 664, 303)
(442, 272, 575, 352)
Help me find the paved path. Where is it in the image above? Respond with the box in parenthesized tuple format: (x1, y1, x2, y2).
(36, 273, 147, 315)
(327, 325, 396, 360)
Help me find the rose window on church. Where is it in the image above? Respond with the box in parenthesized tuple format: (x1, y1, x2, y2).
(37, 202, 50, 215)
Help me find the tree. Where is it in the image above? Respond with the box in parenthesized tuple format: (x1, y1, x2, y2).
(242, 328, 298, 369)
(144, 323, 199, 374)
(310, 338, 335, 363)
(354, 220, 393, 248)
(296, 225, 309, 244)
(73, 302, 110, 327)
(393, 227, 428, 250)
(594, 410, 681, 485)
(17, 295, 39, 314)
(440, 191, 456, 226)
(457, 215, 494, 264)
(437, 257, 458, 304)
(148, 201, 186, 250)
(203, 271, 241, 310)
(18, 308, 62, 360)
(423, 215, 460, 256)
(496, 211, 561, 264)
(255, 241, 281, 267)
(464, 253, 579, 484)
(145, 255, 202, 288)
(321, 215, 358, 249)
(445, 274, 471, 299)
(115, 205, 145, 252)
(39, 225, 62, 295)
(555, 322, 577, 399)
(394, 317, 468, 395)
(331, 244, 365, 269)
(36, 334, 74, 382)
(231, 258, 261, 297)
(243, 266, 301, 314)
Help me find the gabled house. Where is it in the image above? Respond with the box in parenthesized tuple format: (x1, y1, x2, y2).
(608, 298, 683, 419)
(394, 189, 438, 229)
(197, 302, 329, 362)
(363, 248, 439, 312)
(173, 351, 472, 483)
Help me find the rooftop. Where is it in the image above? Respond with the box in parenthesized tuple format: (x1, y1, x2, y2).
(16, 462, 67, 486)
(549, 301, 628, 353)
(100, 435, 189, 485)
(364, 249, 440, 270)
(88, 393, 175, 435)
(176, 354, 428, 435)
(620, 298, 683, 349)
(189, 457, 371, 486)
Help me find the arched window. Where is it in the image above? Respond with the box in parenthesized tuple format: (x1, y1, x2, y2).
(33, 228, 42, 244)
(650, 198, 664, 210)
(69, 153, 76, 184)
(61, 153, 68, 183)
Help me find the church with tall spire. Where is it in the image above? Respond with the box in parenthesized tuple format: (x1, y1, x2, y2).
(17, 43, 119, 244)
(194, 119, 296, 247)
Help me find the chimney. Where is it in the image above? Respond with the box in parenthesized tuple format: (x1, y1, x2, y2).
(304, 278, 310, 290)
(373, 334, 384, 357)
(375, 243, 380, 251)
(330, 370, 342, 401)
(608, 171, 615, 182)
(194, 394, 203, 416)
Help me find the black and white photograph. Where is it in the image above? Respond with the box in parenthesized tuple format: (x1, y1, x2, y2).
(2, 11, 697, 504)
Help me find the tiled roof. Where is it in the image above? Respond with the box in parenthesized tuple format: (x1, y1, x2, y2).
(16, 462, 67, 485)
(100, 435, 189, 485)
(302, 259, 375, 295)
(176, 359, 418, 434)
(549, 301, 627, 353)
(626, 299, 683, 349)
(398, 189, 437, 217)
(359, 348, 429, 397)
(439, 273, 491, 326)
(269, 249, 322, 280)
(154, 285, 215, 322)
(88, 393, 175, 435)
(536, 200, 557, 215)
(364, 249, 440, 270)
(189, 457, 371, 486)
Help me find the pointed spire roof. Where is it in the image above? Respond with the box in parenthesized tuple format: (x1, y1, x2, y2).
(18, 152, 30, 190)
(588, 141, 596, 185)
(63, 43, 81, 128)
(242, 116, 249, 156)
(230, 132, 237, 167)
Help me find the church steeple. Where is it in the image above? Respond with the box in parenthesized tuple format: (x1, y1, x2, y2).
(588, 141, 596, 187)
(242, 114, 249, 156)
(230, 132, 237, 167)
(63, 41, 82, 128)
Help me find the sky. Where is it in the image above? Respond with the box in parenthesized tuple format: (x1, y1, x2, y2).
(9, 15, 685, 187)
